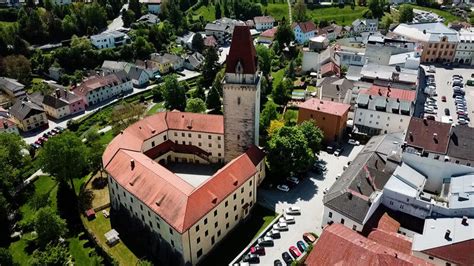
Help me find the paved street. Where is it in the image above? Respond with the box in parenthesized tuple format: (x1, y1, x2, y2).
(426, 65, 473, 127)
(255, 144, 364, 265)
(105, 3, 128, 32)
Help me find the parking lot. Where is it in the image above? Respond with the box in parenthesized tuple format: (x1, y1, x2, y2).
(253, 144, 365, 265)
(424, 66, 474, 127)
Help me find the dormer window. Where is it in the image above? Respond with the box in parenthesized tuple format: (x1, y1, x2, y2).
(235, 60, 243, 74)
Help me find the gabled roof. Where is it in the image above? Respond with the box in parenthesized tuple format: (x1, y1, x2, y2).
(298, 98, 350, 117)
(0, 77, 25, 96)
(43, 95, 69, 109)
(260, 27, 278, 38)
(292, 21, 317, 33)
(253, 16, 275, 24)
(447, 126, 474, 161)
(305, 224, 432, 266)
(72, 71, 130, 96)
(10, 99, 44, 120)
(127, 66, 148, 81)
(405, 117, 451, 154)
(225, 26, 257, 75)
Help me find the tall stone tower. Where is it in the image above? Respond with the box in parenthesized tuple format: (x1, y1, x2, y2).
(223, 26, 262, 162)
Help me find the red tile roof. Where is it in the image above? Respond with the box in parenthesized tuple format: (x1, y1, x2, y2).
(245, 144, 266, 166)
(305, 224, 433, 266)
(72, 73, 127, 96)
(405, 117, 451, 154)
(226, 26, 257, 75)
(376, 213, 401, 233)
(260, 27, 278, 38)
(292, 21, 317, 33)
(298, 98, 350, 117)
(0, 118, 16, 129)
(204, 35, 217, 47)
(368, 229, 413, 254)
(361, 85, 417, 102)
(423, 239, 474, 266)
(253, 16, 275, 24)
(320, 61, 340, 77)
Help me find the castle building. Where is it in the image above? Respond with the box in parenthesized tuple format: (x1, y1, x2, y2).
(103, 26, 265, 265)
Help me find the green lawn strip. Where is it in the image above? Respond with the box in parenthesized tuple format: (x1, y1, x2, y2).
(306, 6, 368, 26)
(307, 86, 317, 93)
(68, 234, 95, 266)
(407, 4, 460, 23)
(147, 102, 165, 115)
(265, 3, 289, 20)
(192, 5, 216, 21)
(200, 204, 276, 265)
(271, 68, 286, 90)
(82, 212, 139, 265)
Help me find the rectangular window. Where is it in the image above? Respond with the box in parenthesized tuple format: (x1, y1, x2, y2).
(225, 212, 229, 219)
(182, 133, 185, 137)
(197, 237, 200, 244)
(249, 180, 252, 186)
(249, 191, 252, 197)
(341, 218, 345, 224)
(171, 240, 175, 247)
(195, 225, 200, 232)
(130, 197, 133, 203)
(235, 215, 238, 221)
(208, 135, 212, 139)
(140, 205, 143, 211)
(174, 132, 177, 136)
(329, 212, 332, 218)
(214, 210, 217, 216)
(211, 236, 215, 245)
(205, 230, 208, 237)
(225, 201, 228, 207)
(209, 143, 212, 148)
(198, 134, 201, 138)
(217, 230, 221, 237)
(215, 222, 218, 228)
(218, 136, 221, 140)
(234, 205, 237, 211)
(352, 225, 357, 230)
(156, 222, 160, 229)
(241, 199, 244, 204)
(151, 141, 155, 147)
(226, 223, 229, 229)
(204, 218, 208, 225)
(241, 187, 244, 193)
(188, 133, 191, 137)
(169, 228, 173, 235)
(233, 194, 236, 200)
(197, 249, 203, 258)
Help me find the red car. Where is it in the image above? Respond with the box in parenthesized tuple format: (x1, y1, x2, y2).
(250, 245, 265, 255)
(441, 96, 447, 102)
(35, 140, 43, 146)
(289, 246, 301, 258)
(39, 137, 48, 142)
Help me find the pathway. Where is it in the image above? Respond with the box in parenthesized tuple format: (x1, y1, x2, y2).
(105, 3, 128, 32)
(287, 0, 292, 24)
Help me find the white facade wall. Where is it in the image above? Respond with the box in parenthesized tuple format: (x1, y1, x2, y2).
(321, 206, 364, 232)
(354, 107, 411, 134)
(84, 80, 133, 106)
(382, 189, 431, 219)
(255, 22, 273, 31)
(43, 104, 70, 119)
(302, 51, 321, 73)
(294, 26, 316, 44)
(108, 169, 258, 265)
(454, 32, 474, 65)
(91, 35, 115, 49)
(338, 52, 366, 67)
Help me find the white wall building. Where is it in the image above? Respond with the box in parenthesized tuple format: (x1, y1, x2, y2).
(292, 21, 317, 44)
(253, 16, 275, 31)
(91, 31, 129, 49)
(454, 28, 474, 65)
(352, 19, 378, 34)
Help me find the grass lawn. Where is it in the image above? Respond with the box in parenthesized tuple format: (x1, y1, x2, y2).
(407, 5, 460, 23)
(307, 86, 317, 93)
(271, 68, 286, 90)
(192, 5, 216, 22)
(265, 3, 289, 21)
(98, 130, 115, 146)
(147, 102, 165, 115)
(19, 176, 58, 224)
(68, 234, 96, 266)
(284, 109, 299, 125)
(306, 6, 368, 26)
(82, 210, 139, 265)
(0, 21, 16, 27)
(199, 204, 276, 265)
(86, 172, 110, 208)
(9, 238, 29, 265)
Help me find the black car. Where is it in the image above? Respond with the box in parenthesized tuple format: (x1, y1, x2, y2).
(445, 108, 450, 116)
(282, 252, 293, 265)
(242, 254, 260, 263)
(274, 259, 283, 266)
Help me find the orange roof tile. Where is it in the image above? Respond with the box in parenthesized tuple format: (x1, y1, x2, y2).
(260, 27, 278, 38)
(165, 111, 224, 134)
(368, 229, 413, 254)
(361, 85, 416, 102)
(305, 224, 433, 266)
(298, 98, 350, 117)
(377, 213, 401, 233)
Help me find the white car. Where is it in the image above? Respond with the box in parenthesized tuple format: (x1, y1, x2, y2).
(428, 66, 436, 73)
(348, 139, 360, 145)
(277, 184, 290, 192)
(273, 222, 288, 231)
(287, 176, 299, 185)
(323, 187, 329, 194)
(280, 215, 295, 224)
(285, 206, 301, 215)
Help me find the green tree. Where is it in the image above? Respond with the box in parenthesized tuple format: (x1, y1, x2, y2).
(368, 0, 384, 18)
(399, 4, 414, 23)
(223, 0, 230, 17)
(185, 98, 207, 113)
(256, 45, 273, 77)
(380, 15, 393, 31)
(38, 132, 89, 191)
(151, 85, 163, 102)
(0, 195, 10, 246)
(110, 102, 146, 135)
(0, 248, 13, 266)
(260, 100, 279, 133)
(192, 33, 204, 53)
(272, 79, 291, 106)
(33, 207, 68, 247)
(192, 83, 206, 100)
(293, 0, 308, 22)
(129, 0, 142, 19)
(161, 75, 187, 111)
(298, 120, 324, 153)
(215, 2, 222, 19)
(202, 47, 219, 87)
(29, 243, 69, 266)
(287, 60, 295, 79)
(0, 133, 29, 198)
(275, 20, 294, 50)
(133, 36, 155, 60)
(2, 55, 32, 85)
(206, 85, 222, 113)
(122, 9, 136, 28)
(267, 126, 315, 179)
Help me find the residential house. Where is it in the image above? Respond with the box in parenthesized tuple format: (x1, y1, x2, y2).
(0, 107, 18, 134)
(309, 36, 329, 51)
(301, 48, 331, 73)
(334, 46, 366, 68)
(359, 63, 419, 90)
(320, 61, 340, 77)
(352, 19, 379, 34)
(127, 66, 151, 87)
(71, 71, 132, 107)
(0, 77, 26, 98)
(101, 61, 130, 73)
(184, 52, 205, 71)
(257, 27, 277, 44)
(135, 13, 160, 26)
(354, 85, 415, 135)
(446, 126, 474, 166)
(205, 23, 230, 44)
(292, 21, 317, 44)
(204, 35, 218, 48)
(139, 0, 161, 14)
(404, 117, 451, 160)
(393, 23, 459, 63)
(297, 98, 350, 143)
(454, 27, 474, 65)
(150, 53, 184, 72)
(253, 16, 274, 31)
(318, 25, 337, 41)
(10, 99, 48, 132)
(48, 66, 64, 81)
(317, 77, 353, 104)
(91, 31, 130, 49)
(42, 94, 70, 119)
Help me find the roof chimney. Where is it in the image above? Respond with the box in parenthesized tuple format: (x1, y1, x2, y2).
(444, 229, 451, 240)
(378, 88, 382, 96)
(409, 131, 413, 142)
(462, 216, 469, 225)
(130, 159, 135, 170)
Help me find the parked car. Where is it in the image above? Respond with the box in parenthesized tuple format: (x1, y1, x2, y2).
(42, 133, 49, 139)
(242, 254, 259, 263)
(30, 143, 40, 150)
(274, 259, 283, 266)
(285, 206, 301, 215)
(289, 246, 301, 258)
(273, 222, 288, 231)
(426, 115, 435, 121)
(257, 237, 274, 247)
(297, 240, 307, 253)
(286, 176, 299, 185)
(282, 252, 293, 265)
(55, 126, 65, 132)
(348, 139, 360, 145)
(266, 230, 281, 239)
(34, 140, 43, 146)
(39, 136, 48, 142)
(313, 162, 327, 172)
(51, 128, 60, 134)
(277, 184, 290, 192)
(441, 96, 446, 102)
(326, 146, 334, 153)
(280, 215, 295, 224)
(428, 65, 436, 73)
(47, 130, 56, 136)
(250, 245, 265, 255)
(444, 108, 450, 116)
(303, 233, 317, 244)
(334, 148, 342, 157)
